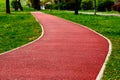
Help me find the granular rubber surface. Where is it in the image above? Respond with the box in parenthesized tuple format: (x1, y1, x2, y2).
(0, 12, 109, 80)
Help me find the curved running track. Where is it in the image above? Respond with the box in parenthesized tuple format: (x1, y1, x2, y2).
(0, 12, 109, 80)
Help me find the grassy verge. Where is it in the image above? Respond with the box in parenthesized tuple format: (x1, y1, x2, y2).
(0, 11, 42, 53)
(42, 10, 120, 80)
(0, 0, 42, 53)
(79, 10, 120, 14)
(0, 12, 41, 53)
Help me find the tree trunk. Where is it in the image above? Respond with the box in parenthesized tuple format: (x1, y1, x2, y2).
(94, 0, 96, 15)
(37, 0, 41, 10)
(75, 0, 82, 15)
(6, 0, 10, 14)
(31, 0, 41, 10)
(18, 0, 23, 11)
(75, 0, 79, 15)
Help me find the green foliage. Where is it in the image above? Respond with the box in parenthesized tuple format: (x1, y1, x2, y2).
(41, 0, 82, 10)
(42, 10, 120, 80)
(65, 1, 75, 10)
(54, 0, 66, 10)
(41, 0, 52, 4)
(81, 0, 93, 10)
(29, 0, 41, 10)
(65, 0, 82, 10)
(0, 0, 5, 8)
(11, 0, 19, 8)
(98, 0, 114, 11)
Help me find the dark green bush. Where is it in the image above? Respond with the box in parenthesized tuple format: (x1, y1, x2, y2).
(65, 3, 75, 10)
(52, 2, 66, 10)
(98, 0, 114, 11)
(11, 0, 23, 11)
(81, 0, 93, 10)
(98, 2, 106, 11)
(11, 0, 19, 9)
(45, 4, 51, 9)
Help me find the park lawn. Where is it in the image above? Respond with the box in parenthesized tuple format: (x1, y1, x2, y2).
(42, 10, 120, 80)
(0, 12, 42, 53)
(78, 10, 120, 14)
(0, 0, 41, 53)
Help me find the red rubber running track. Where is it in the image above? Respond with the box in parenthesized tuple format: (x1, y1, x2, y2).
(0, 12, 109, 80)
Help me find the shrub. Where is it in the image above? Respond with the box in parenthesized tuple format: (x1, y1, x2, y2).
(53, 2, 66, 10)
(65, 0, 81, 10)
(65, 2, 75, 10)
(11, 0, 19, 9)
(11, 0, 23, 11)
(98, 3, 106, 11)
(98, 0, 114, 11)
(45, 4, 51, 9)
(112, 4, 120, 12)
(81, 0, 93, 10)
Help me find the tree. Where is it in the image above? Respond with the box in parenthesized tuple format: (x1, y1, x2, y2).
(75, 0, 82, 15)
(30, 0, 41, 10)
(81, 0, 93, 10)
(75, 0, 79, 14)
(18, 0, 23, 11)
(11, 0, 23, 11)
(94, 0, 96, 15)
(45, 0, 53, 10)
(6, 0, 10, 14)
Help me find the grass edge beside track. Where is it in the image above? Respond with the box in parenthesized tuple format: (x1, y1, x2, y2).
(0, 12, 42, 53)
(41, 10, 120, 80)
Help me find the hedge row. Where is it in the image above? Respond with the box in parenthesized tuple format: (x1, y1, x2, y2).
(45, 0, 120, 12)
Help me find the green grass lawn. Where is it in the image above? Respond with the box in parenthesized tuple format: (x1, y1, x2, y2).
(41, 10, 120, 80)
(0, 12, 42, 53)
(0, 0, 42, 53)
(78, 10, 120, 14)
(0, 0, 120, 79)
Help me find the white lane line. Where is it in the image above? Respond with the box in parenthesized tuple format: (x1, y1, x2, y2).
(45, 12, 112, 80)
